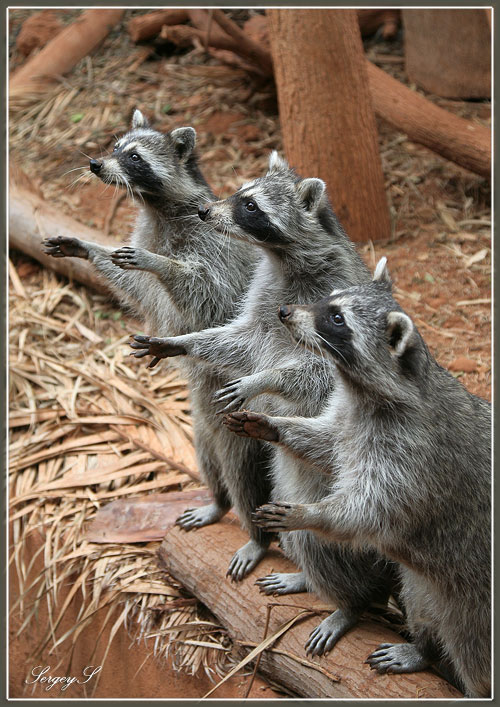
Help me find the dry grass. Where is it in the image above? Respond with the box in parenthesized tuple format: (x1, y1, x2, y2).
(8, 258, 235, 690)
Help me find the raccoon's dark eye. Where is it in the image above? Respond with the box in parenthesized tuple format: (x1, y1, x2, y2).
(130, 153, 141, 161)
(331, 313, 345, 326)
(113, 144, 118, 152)
(245, 200, 257, 212)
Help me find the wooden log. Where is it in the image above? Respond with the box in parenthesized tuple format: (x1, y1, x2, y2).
(15, 10, 63, 57)
(402, 9, 491, 99)
(158, 518, 461, 699)
(267, 9, 391, 243)
(186, 9, 272, 76)
(9, 183, 117, 295)
(10, 9, 124, 97)
(366, 61, 491, 178)
(127, 9, 189, 43)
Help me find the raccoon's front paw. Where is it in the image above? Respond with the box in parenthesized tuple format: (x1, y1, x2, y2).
(222, 411, 279, 442)
(213, 375, 264, 413)
(111, 246, 140, 270)
(252, 502, 302, 532)
(129, 335, 187, 368)
(42, 236, 89, 259)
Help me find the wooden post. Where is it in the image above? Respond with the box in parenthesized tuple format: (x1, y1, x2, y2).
(267, 9, 391, 243)
(402, 9, 491, 99)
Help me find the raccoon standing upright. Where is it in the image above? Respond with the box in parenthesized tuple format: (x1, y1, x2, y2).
(249, 258, 491, 697)
(43, 110, 274, 580)
(131, 153, 400, 654)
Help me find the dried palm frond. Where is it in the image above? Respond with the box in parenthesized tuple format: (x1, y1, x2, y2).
(9, 260, 232, 686)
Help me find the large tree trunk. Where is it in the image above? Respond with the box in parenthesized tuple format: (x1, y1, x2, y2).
(267, 9, 391, 243)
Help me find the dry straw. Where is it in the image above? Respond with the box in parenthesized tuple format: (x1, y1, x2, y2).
(9, 260, 233, 691)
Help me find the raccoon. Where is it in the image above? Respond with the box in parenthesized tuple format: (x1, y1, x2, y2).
(130, 153, 400, 654)
(43, 110, 271, 581)
(249, 258, 491, 697)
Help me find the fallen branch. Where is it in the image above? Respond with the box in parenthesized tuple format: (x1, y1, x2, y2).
(127, 9, 189, 43)
(210, 9, 273, 75)
(10, 9, 125, 98)
(9, 183, 117, 295)
(158, 519, 461, 698)
(366, 61, 491, 178)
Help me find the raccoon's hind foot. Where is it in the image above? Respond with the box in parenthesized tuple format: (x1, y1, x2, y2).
(255, 571, 307, 596)
(42, 236, 89, 259)
(226, 539, 268, 582)
(175, 503, 227, 531)
(305, 609, 360, 657)
(365, 642, 430, 674)
(129, 335, 186, 368)
(252, 502, 302, 532)
(222, 411, 279, 442)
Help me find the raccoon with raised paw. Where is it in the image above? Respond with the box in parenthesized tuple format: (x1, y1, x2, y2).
(43, 110, 271, 580)
(248, 258, 490, 697)
(131, 153, 400, 653)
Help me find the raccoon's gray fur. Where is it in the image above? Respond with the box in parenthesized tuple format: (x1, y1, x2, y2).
(43, 110, 271, 581)
(250, 258, 491, 697)
(131, 153, 399, 654)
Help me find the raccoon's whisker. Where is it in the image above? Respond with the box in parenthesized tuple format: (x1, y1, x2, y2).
(61, 165, 87, 178)
(67, 171, 92, 190)
(314, 332, 349, 366)
(78, 150, 93, 160)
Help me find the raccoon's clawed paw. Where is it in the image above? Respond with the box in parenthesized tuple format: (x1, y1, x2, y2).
(255, 572, 307, 596)
(252, 502, 298, 532)
(129, 335, 186, 368)
(213, 379, 246, 413)
(222, 411, 279, 442)
(175, 503, 226, 530)
(365, 642, 430, 674)
(305, 610, 358, 656)
(42, 236, 88, 259)
(226, 539, 267, 582)
(111, 246, 139, 270)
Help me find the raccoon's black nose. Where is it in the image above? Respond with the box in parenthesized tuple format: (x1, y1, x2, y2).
(89, 159, 102, 174)
(279, 305, 293, 321)
(198, 205, 211, 221)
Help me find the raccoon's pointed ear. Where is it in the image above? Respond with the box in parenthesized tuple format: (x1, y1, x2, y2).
(170, 127, 196, 161)
(386, 311, 414, 357)
(373, 257, 392, 288)
(296, 178, 326, 213)
(132, 109, 149, 130)
(268, 151, 289, 174)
